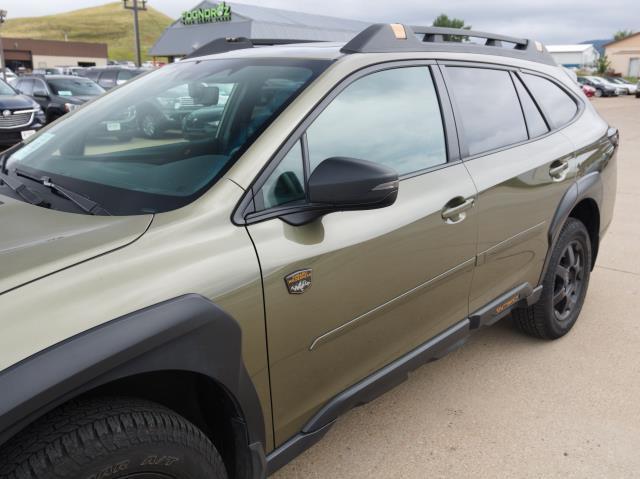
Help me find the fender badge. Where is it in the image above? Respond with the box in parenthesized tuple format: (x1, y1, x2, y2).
(285, 269, 312, 294)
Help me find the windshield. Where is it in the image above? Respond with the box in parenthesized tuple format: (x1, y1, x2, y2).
(0, 80, 16, 95)
(47, 78, 105, 96)
(5, 58, 329, 215)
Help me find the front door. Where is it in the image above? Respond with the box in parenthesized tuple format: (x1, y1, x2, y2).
(245, 64, 478, 445)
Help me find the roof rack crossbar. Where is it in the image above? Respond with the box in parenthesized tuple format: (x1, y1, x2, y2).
(340, 24, 555, 66)
(185, 37, 323, 59)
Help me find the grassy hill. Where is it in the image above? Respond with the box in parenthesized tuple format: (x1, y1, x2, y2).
(1, 2, 173, 61)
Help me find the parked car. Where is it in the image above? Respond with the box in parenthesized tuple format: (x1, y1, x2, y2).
(581, 84, 596, 98)
(13, 75, 105, 122)
(637, 80, 640, 98)
(136, 81, 224, 138)
(13, 75, 136, 141)
(0, 24, 618, 478)
(577, 76, 622, 97)
(79, 66, 145, 90)
(0, 78, 45, 147)
(605, 77, 638, 95)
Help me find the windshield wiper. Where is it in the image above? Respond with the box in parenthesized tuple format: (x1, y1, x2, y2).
(0, 171, 48, 206)
(15, 168, 110, 216)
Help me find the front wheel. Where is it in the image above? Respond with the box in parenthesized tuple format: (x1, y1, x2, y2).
(0, 397, 228, 479)
(512, 218, 591, 339)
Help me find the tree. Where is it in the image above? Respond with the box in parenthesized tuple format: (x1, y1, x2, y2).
(613, 29, 634, 41)
(432, 14, 471, 42)
(596, 55, 611, 75)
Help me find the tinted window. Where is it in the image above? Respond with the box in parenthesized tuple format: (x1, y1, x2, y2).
(47, 78, 104, 96)
(306, 67, 446, 175)
(447, 67, 527, 156)
(513, 76, 549, 138)
(32, 79, 49, 96)
(0, 79, 15, 95)
(523, 74, 577, 128)
(257, 140, 305, 210)
(19, 78, 34, 96)
(99, 70, 117, 88)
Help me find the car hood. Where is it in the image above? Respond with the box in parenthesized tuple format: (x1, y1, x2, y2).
(0, 194, 153, 295)
(0, 94, 38, 110)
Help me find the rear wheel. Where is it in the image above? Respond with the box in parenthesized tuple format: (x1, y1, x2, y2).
(139, 112, 164, 139)
(594, 88, 603, 97)
(0, 397, 228, 479)
(512, 218, 591, 339)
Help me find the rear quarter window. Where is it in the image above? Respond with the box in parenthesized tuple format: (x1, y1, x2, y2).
(522, 73, 578, 128)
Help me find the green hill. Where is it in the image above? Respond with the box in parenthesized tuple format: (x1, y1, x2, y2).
(1, 2, 173, 61)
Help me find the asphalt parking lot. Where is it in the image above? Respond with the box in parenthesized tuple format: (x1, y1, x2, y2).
(273, 95, 640, 479)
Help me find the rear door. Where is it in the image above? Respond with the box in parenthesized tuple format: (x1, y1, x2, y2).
(441, 63, 579, 315)
(244, 63, 478, 445)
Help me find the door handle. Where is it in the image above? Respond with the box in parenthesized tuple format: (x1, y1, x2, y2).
(442, 197, 475, 224)
(549, 160, 569, 179)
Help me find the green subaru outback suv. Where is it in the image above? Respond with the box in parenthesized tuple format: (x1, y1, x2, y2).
(0, 24, 617, 479)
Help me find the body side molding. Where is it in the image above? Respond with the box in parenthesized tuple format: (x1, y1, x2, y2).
(0, 294, 267, 476)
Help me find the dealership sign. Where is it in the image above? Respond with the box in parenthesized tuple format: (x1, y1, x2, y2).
(181, 2, 231, 25)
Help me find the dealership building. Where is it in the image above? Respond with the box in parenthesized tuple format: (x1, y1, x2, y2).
(149, 1, 369, 61)
(546, 44, 600, 69)
(1, 37, 108, 71)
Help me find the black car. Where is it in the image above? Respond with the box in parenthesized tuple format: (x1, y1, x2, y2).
(78, 67, 145, 90)
(13, 75, 105, 123)
(0, 79, 45, 148)
(14, 75, 137, 141)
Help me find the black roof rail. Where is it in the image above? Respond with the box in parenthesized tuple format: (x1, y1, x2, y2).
(185, 37, 322, 59)
(341, 24, 555, 65)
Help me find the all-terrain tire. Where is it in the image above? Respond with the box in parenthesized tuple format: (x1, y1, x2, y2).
(512, 218, 592, 339)
(0, 396, 228, 479)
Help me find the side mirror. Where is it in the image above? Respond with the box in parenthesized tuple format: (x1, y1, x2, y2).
(278, 157, 398, 226)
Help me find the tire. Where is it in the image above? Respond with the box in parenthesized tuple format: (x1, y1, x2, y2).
(139, 112, 163, 139)
(593, 88, 603, 97)
(512, 218, 592, 339)
(0, 397, 228, 479)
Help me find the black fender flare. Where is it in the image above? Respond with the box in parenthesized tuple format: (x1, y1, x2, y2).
(0, 294, 266, 464)
(540, 171, 602, 282)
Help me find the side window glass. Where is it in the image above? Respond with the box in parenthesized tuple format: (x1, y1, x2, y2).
(306, 67, 447, 175)
(447, 67, 528, 156)
(257, 140, 305, 210)
(513, 76, 549, 138)
(20, 79, 34, 96)
(522, 74, 578, 128)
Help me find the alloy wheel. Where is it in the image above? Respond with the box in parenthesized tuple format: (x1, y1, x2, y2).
(553, 240, 585, 322)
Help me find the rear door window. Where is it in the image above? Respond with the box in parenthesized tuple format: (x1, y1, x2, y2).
(446, 67, 528, 157)
(513, 75, 549, 138)
(522, 74, 578, 128)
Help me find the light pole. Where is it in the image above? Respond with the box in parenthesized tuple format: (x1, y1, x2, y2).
(123, 0, 147, 67)
(0, 10, 7, 82)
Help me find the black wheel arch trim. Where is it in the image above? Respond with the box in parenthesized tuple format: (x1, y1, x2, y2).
(542, 171, 602, 282)
(0, 294, 267, 477)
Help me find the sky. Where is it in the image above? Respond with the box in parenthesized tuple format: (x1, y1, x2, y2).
(0, 0, 637, 44)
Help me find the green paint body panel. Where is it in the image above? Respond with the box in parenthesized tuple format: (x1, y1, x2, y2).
(0, 41, 616, 469)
